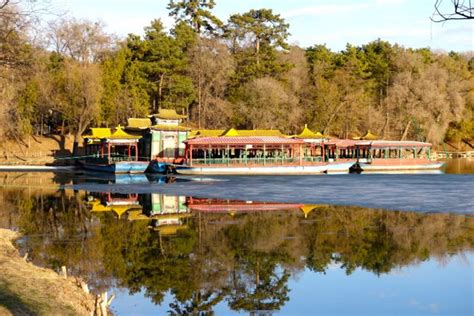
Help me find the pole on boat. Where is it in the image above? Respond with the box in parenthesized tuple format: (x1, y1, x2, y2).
(299, 144, 302, 165)
(244, 145, 248, 165)
(263, 144, 266, 165)
(189, 144, 193, 166)
(281, 144, 284, 165)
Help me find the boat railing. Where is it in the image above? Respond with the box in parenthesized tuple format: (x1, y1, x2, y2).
(190, 156, 326, 166)
(302, 156, 323, 162)
(191, 157, 305, 166)
(85, 154, 145, 163)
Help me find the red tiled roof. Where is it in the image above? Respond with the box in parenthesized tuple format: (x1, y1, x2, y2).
(188, 203, 304, 212)
(357, 140, 432, 148)
(325, 139, 432, 148)
(185, 136, 304, 145)
(325, 139, 359, 148)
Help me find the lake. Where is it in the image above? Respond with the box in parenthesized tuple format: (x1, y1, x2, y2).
(0, 159, 473, 315)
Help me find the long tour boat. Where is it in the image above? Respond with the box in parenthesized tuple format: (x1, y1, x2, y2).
(349, 140, 444, 172)
(81, 127, 149, 174)
(174, 128, 354, 175)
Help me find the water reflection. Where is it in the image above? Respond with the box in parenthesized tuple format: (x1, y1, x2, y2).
(442, 158, 474, 174)
(1, 188, 472, 314)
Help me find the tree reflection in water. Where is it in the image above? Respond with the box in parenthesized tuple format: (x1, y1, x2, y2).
(1, 189, 473, 314)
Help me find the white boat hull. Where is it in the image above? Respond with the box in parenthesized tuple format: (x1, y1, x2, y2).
(174, 161, 354, 175)
(355, 162, 444, 172)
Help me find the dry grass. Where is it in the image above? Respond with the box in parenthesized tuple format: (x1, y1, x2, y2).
(0, 229, 95, 315)
(0, 135, 79, 165)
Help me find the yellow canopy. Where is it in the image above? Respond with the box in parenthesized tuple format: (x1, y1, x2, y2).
(300, 205, 316, 218)
(82, 128, 112, 139)
(222, 128, 240, 137)
(89, 200, 141, 219)
(294, 124, 325, 139)
(189, 130, 224, 138)
(128, 212, 191, 221)
(83, 126, 140, 140)
(127, 118, 152, 129)
(109, 126, 142, 139)
(153, 224, 188, 235)
(237, 130, 285, 137)
(127, 210, 150, 221)
(190, 129, 286, 138)
(153, 109, 187, 120)
(353, 130, 378, 140)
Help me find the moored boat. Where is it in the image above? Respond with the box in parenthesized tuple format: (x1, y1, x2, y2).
(81, 127, 149, 174)
(349, 140, 444, 172)
(175, 131, 354, 175)
(81, 160, 149, 174)
(146, 160, 170, 174)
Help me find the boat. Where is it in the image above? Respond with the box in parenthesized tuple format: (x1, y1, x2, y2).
(81, 127, 149, 174)
(146, 160, 170, 174)
(175, 132, 354, 175)
(175, 164, 331, 175)
(81, 160, 148, 174)
(186, 197, 305, 213)
(349, 140, 444, 172)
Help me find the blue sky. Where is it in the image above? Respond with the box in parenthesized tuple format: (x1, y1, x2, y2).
(111, 252, 473, 315)
(53, 0, 473, 52)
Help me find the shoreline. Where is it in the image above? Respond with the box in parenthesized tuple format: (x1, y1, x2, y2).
(0, 228, 96, 315)
(0, 165, 75, 171)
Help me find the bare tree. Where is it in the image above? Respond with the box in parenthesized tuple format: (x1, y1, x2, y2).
(47, 18, 114, 63)
(188, 37, 234, 128)
(432, 0, 474, 22)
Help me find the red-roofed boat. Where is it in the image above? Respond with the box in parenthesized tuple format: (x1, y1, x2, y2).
(175, 135, 354, 175)
(349, 140, 444, 172)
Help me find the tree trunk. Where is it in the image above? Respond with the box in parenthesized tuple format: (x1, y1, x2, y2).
(381, 111, 389, 139)
(158, 73, 165, 111)
(400, 120, 411, 141)
(198, 71, 202, 129)
(322, 101, 344, 135)
(72, 131, 81, 160)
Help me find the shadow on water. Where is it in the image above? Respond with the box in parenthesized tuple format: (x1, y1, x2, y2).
(0, 186, 473, 315)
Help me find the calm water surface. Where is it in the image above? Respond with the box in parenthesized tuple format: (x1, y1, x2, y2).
(0, 159, 472, 315)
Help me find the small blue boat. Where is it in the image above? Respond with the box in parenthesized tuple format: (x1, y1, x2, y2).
(146, 160, 170, 174)
(82, 160, 149, 174)
(81, 127, 149, 174)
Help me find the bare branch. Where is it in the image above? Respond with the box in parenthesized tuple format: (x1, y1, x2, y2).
(431, 0, 474, 22)
(0, 1, 11, 10)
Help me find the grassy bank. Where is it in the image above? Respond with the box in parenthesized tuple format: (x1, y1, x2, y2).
(0, 229, 95, 315)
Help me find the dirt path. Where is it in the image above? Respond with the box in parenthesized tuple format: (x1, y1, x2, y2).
(0, 229, 95, 315)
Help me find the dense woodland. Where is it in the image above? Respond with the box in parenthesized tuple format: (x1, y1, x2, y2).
(1, 0, 473, 152)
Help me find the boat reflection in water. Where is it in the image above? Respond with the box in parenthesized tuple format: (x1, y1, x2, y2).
(78, 172, 182, 185)
(3, 189, 473, 315)
(87, 192, 313, 235)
